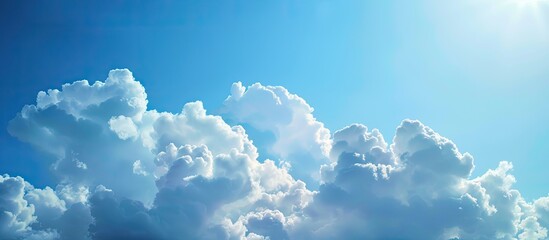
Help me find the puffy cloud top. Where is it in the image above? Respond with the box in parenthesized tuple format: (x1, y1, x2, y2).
(224, 82, 331, 187)
(2, 69, 548, 240)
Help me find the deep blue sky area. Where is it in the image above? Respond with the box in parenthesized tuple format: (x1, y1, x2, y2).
(1, 0, 548, 200)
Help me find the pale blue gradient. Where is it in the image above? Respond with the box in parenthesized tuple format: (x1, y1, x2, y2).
(0, 0, 547, 200)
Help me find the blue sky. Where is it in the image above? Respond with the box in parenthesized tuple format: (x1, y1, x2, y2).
(0, 1, 549, 238)
(2, 0, 547, 199)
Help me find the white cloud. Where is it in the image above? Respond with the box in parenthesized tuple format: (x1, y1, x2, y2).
(0, 175, 37, 239)
(3, 69, 549, 239)
(223, 82, 331, 188)
(233, 209, 290, 240)
(291, 120, 546, 239)
(7, 69, 157, 204)
(330, 123, 391, 164)
(154, 143, 214, 189)
(0, 175, 91, 240)
(108, 116, 138, 140)
(24, 187, 66, 230)
(535, 197, 549, 229)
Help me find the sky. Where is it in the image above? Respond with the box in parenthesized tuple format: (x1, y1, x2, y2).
(0, 0, 548, 239)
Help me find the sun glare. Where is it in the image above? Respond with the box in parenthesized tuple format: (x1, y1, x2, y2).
(511, 0, 547, 7)
(501, 0, 547, 30)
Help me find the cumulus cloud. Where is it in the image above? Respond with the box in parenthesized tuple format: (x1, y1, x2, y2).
(294, 120, 546, 239)
(223, 82, 331, 187)
(0, 175, 37, 239)
(7, 70, 157, 204)
(2, 69, 548, 239)
(0, 174, 92, 240)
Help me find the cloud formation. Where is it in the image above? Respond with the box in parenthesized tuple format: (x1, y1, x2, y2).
(2, 69, 548, 239)
(223, 82, 331, 187)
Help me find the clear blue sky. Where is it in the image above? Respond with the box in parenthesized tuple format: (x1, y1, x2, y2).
(1, 0, 547, 200)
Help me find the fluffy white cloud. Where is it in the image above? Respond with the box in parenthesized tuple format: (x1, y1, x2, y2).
(24, 187, 66, 230)
(108, 116, 138, 140)
(228, 209, 290, 240)
(0, 174, 92, 240)
(292, 120, 547, 239)
(154, 143, 214, 188)
(7, 70, 157, 204)
(223, 82, 331, 187)
(0, 175, 37, 239)
(330, 123, 391, 164)
(86, 142, 309, 239)
(535, 197, 549, 230)
(3, 69, 548, 239)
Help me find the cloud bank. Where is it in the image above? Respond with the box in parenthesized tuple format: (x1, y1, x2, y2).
(2, 69, 548, 239)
